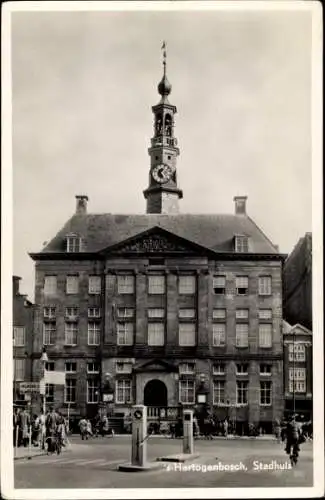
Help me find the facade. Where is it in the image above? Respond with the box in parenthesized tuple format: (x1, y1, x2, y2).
(30, 59, 286, 432)
(13, 276, 35, 405)
(283, 233, 312, 330)
(282, 321, 312, 420)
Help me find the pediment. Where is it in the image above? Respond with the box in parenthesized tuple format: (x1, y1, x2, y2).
(134, 358, 177, 373)
(100, 226, 211, 256)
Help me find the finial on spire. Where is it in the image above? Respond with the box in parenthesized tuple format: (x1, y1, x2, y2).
(158, 41, 172, 97)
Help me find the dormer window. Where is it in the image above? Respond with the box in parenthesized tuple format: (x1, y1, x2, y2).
(234, 235, 249, 253)
(66, 234, 82, 253)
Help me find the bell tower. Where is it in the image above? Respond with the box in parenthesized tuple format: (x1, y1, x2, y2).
(143, 43, 183, 214)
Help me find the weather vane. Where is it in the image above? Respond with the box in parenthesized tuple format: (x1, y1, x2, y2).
(161, 41, 167, 75)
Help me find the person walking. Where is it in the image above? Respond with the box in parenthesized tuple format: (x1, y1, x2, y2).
(20, 407, 30, 448)
(223, 419, 229, 438)
(79, 416, 88, 440)
(38, 410, 46, 450)
(86, 419, 93, 439)
(274, 419, 281, 443)
(13, 407, 21, 447)
(45, 407, 59, 453)
(283, 414, 302, 465)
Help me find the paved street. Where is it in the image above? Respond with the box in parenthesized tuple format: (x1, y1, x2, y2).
(14, 436, 313, 489)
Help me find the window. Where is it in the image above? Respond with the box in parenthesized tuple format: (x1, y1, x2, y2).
(44, 276, 57, 295)
(66, 235, 81, 252)
(259, 324, 272, 348)
(213, 381, 225, 404)
(65, 362, 77, 373)
(117, 323, 134, 345)
(88, 322, 100, 345)
(236, 276, 248, 295)
(89, 276, 101, 295)
(260, 381, 272, 405)
(213, 276, 226, 294)
(116, 362, 132, 373)
(148, 275, 165, 294)
(87, 380, 99, 403)
(213, 364, 225, 375)
(289, 380, 306, 393)
(148, 308, 165, 319)
(179, 323, 196, 346)
(117, 275, 135, 294)
(212, 309, 226, 320)
(259, 309, 272, 320)
(148, 323, 165, 346)
(45, 362, 55, 371)
(179, 363, 195, 374)
(14, 359, 25, 381)
(258, 276, 272, 296)
(213, 324, 226, 346)
(66, 276, 79, 295)
(260, 364, 272, 376)
(118, 308, 135, 319)
(65, 379, 76, 403)
(44, 307, 56, 319)
(289, 368, 306, 381)
(289, 343, 306, 362)
(236, 309, 249, 320)
(43, 322, 56, 345)
(178, 309, 196, 319)
(87, 362, 100, 373)
(178, 276, 196, 295)
(116, 379, 132, 404)
(235, 235, 249, 253)
(65, 322, 78, 345)
(236, 324, 248, 348)
(65, 307, 78, 319)
(236, 363, 248, 375)
(236, 381, 248, 404)
(45, 383, 54, 403)
(179, 380, 195, 403)
(88, 307, 101, 318)
(13, 327, 25, 346)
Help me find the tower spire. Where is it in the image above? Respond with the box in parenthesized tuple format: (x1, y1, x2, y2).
(143, 44, 183, 214)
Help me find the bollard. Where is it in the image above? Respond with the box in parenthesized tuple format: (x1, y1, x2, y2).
(131, 405, 147, 467)
(183, 409, 194, 454)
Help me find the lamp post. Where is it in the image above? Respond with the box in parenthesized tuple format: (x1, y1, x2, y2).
(40, 347, 48, 416)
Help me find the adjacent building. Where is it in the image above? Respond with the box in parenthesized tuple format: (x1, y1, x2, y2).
(282, 320, 312, 421)
(29, 57, 286, 432)
(283, 233, 312, 330)
(13, 276, 35, 405)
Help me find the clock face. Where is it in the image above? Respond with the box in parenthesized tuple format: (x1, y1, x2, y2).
(152, 164, 172, 184)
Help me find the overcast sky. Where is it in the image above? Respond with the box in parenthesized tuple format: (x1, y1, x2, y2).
(11, 5, 313, 300)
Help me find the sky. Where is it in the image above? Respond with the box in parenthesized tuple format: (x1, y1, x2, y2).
(11, 5, 313, 301)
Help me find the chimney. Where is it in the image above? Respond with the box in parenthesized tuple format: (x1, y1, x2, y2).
(75, 195, 89, 215)
(233, 196, 247, 215)
(13, 276, 21, 295)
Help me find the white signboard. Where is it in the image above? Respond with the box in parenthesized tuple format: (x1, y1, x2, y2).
(44, 371, 66, 385)
(19, 382, 40, 393)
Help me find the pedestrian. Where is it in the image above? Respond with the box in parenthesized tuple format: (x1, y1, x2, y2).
(101, 415, 109, 437)
(13, 407, 21, 447)
(45, 406, 59, 453)
(20, 407, 30, 448)
(31, 414, 40, 446)
(38, 409, 46, 450)
(79, 416, 88, 440)
(283, 414, 302, 463)
(274, 419, 281, 443)
(86, 419, 93, 438)
(223, 419, 229, 438)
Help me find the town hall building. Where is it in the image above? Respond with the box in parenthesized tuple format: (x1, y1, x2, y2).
(30, 55, 286, 433)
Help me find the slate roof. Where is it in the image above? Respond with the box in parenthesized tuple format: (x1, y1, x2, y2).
(39, 213, 278, 254)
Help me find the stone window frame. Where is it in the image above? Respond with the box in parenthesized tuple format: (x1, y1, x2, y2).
(88, 275, 101, 295)
(65, 306, 79, 320)
(213, 380, 226, 405)
(147, 322, 165, 346)
(64, 321, 78, 346)
(43, 321, 56, 345)
(66, 233, 82, 253)
(117, 322, 134, 346)
(258, 276, 272, 296)
(178, 275, 196, 295)
(236, 381, 248, 405)
(87, 379, 100, 404)
(148, 274, 166, 295)
(87, 362, 100, 373)
(259, 381, 272, 406)
(115, 378, 132, 404)
(44, 275, 57, 295)
(45, 361, 55, 371)
(88, 322, 101, 346)
(14, 358, 25, 381)
(43, 306, 56, 319)
(88, 307, 101, 318)
(234, 235, 249, 253)
(13, 326, 25, 347)
(235, 276, 249, 295)
(178, 322, 196, 346)
(212, 323, 226, 347)
(66, 275, 79, 295)
(117, 274, 135, 295)
(258, 323, 273, 348)
(65, 361, 77, 373)
(288, 342, 306, 362)
(179, 379, 195, 404)
(212, 275, 226, 295)
(235, 323, 249, 348)
(64, 378, 77, 403)
(259, 363, 272, 376)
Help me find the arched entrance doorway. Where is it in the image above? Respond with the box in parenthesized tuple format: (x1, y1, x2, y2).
(143, 379, 168, 407)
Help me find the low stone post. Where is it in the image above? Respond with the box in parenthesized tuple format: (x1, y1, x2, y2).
(183, 409, 194, 454)
(131, 405, 147, 467)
